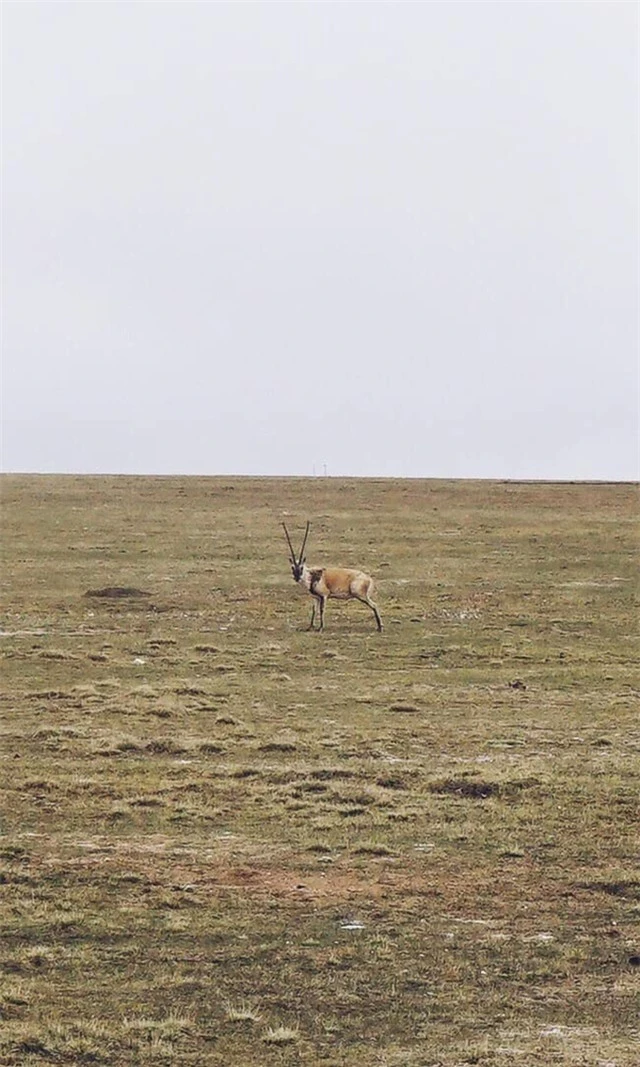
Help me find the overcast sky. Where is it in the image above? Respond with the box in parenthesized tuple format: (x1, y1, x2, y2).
(2, 1, 638, 479)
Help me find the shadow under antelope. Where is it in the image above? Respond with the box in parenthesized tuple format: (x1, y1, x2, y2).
(282, 522, 383, 632)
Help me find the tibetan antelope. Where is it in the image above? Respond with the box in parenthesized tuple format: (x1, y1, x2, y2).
(282, 522, 382, 632)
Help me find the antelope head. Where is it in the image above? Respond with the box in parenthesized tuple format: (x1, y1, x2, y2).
(282, 521, 310, 583)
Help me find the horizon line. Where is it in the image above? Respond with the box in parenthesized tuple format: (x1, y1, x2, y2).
(1, 471, 638, 487)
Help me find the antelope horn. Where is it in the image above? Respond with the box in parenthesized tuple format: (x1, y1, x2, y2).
(282, 523, 297, 563)
(298, 521, 310, 562)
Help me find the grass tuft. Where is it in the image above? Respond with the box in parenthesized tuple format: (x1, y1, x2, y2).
(225, 1003, 262, 1023)
(263, 1025, 300, 1045)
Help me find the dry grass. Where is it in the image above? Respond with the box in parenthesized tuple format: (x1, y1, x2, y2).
(0, 474, 638, 1065)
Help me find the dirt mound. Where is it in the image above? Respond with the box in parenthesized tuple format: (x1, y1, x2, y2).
(84, 587, 151, 599)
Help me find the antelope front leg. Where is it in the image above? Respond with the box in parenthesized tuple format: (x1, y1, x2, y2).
(307, 599, 317, 630)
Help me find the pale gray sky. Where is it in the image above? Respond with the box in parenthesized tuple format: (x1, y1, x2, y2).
(2, 0, 638, 479)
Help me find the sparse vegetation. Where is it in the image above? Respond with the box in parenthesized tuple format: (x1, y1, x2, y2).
(0, 475, 638, 1065)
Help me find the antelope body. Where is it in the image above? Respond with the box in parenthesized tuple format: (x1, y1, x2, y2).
(283, 522, 382, 632)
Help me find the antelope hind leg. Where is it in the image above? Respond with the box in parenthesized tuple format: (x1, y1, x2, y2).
(355, 594, 383, 632)
(370, 599, 383, 632)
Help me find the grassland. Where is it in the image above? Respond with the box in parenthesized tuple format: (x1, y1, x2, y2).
(0, 475, 638, 1066)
